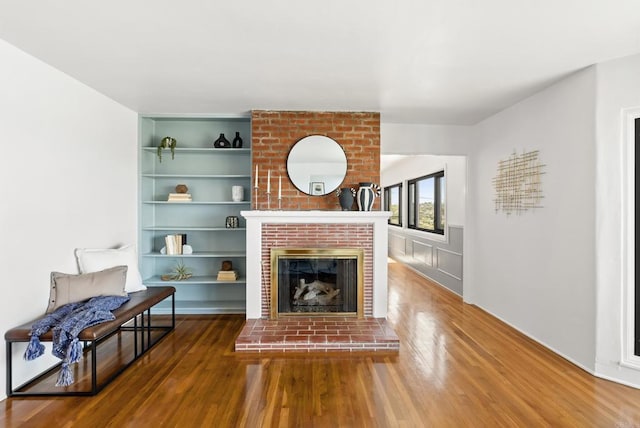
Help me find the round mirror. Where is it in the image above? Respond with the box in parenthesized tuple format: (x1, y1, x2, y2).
(287, 135, 347, 196)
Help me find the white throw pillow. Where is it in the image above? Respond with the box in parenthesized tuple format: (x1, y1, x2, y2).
(75, 245, 147, 293)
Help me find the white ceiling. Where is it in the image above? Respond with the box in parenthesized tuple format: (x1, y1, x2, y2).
(1, 1, 639, 124)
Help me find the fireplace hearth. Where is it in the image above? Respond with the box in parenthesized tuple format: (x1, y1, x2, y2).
(271, 248, 363, 318)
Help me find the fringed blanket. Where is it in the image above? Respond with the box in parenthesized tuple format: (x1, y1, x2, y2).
(24, 295, 130, 386)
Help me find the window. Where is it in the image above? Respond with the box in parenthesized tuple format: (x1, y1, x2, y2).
(384, 183, 402, 226)
(408, 171, 445, 234)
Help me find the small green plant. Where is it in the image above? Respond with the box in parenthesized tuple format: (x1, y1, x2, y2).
(157, 136, 177, 162)
(161, 261, 192, 281)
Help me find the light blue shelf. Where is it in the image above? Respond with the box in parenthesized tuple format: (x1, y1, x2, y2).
(150, 300, 246, 315)
(142, 201, 250, 205)
(142, 226, 246, 231)
(143, 275, 246, 285)
(141, 174, 250, 179)
(143, 147, 251, 154)
(139, 115, 250, 315)
(143, 251, 246, 258)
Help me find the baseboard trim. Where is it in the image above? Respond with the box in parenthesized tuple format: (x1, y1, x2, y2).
(470, 302, 598, 377)
(389, 255, 462, 297)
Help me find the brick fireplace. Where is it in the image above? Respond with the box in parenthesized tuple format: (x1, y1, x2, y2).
(234, 110, 397, 352)
(235, 211, 398, 352)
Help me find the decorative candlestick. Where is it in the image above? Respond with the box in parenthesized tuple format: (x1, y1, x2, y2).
(254, 165, 259, 209)
(254, 185, 258, 210)
(266, 169, 271, 210)
(278, 175, 282, 210)
(255, 165, 259, 188)
(267, 170, 271, 193)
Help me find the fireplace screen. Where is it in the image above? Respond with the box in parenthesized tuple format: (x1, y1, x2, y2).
(270, 248, 363, 318)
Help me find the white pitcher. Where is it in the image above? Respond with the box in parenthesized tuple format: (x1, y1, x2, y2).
(232, 185, 244, 202)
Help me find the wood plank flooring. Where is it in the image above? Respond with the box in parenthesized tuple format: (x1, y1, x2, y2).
(2, 261, 640, 427)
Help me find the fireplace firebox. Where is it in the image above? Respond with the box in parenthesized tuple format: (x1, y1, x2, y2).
(270, 248, 364, 319)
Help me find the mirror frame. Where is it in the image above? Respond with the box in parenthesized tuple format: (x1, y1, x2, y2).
(286, 135, 348, 196)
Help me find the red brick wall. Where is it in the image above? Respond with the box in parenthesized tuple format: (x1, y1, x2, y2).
(261, 224, 374, 318)
(251, 111, 381, 210)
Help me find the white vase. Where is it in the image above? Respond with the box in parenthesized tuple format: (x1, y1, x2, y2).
(357, 182, 377, 211)
(232, 186, 244, 202)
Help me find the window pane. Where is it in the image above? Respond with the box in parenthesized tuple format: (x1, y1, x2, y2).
(390, 187, 400, 225)
(407, 171, 444, 234)
(438, 177, 446, 230)
(408, 183, 415, 226)
(418, 178, 435, 230)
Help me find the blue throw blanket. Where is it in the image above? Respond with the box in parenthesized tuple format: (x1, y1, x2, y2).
(24, 295, 130, 386)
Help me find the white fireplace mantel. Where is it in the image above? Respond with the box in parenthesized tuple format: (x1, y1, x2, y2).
(241, 210, 391, 319)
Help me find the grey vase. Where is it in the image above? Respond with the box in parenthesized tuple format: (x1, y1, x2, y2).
(338, 188, 355, 211)
(213, 133, 231, 148)
(232, 132, 243, 148)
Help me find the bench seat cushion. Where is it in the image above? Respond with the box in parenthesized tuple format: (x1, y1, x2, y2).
(5, 286, 175, 342)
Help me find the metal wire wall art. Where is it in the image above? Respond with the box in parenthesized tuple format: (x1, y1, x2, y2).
(493, 150, 545, 215)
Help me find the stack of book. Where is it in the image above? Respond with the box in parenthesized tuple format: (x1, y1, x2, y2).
(167, 193, 192, 202)
(217, 270, 238, 281)
(165, 234, 184, 255)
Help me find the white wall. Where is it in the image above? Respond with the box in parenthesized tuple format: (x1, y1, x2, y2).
(594, 53, 640, 387)
(0, 39, 137, 398)
(382, 71, 600, 372)
(469, 67, 597, 371)
(381, 123, 472, 156)
(381, 155, 466, 227)
(382, 60, 640, 388)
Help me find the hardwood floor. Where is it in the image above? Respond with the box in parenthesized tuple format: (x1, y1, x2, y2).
(3, 261, 640, 427)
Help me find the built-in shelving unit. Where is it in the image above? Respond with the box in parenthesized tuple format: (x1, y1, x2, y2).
(139, 115, 250, 314)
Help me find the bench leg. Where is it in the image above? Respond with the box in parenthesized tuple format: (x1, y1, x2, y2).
(146, 308, 151, 349)
(134, 315, 138, 357)
(141, 312, 146, 352)
(6, 341, 12, 397)
(91, 340, 98, 394)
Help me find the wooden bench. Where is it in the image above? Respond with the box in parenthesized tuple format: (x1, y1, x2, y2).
(5, 286, 176, 397)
